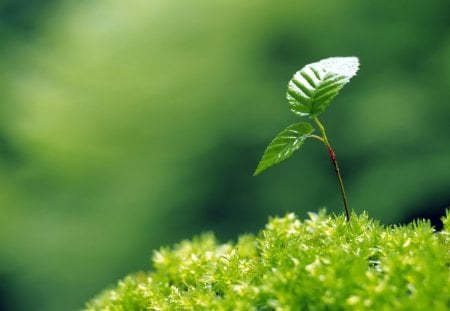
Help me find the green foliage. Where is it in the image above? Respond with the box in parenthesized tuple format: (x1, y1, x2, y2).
(85, 211, 450, 310)
(254, 122, 314, 176)
(287, 57, 359, 118)
(255, 57, 358, 220)
(254, 57, 359, 176)
(1, 2, 450, 310)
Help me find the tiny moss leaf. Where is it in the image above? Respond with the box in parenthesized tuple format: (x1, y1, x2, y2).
(85, 210, 450, 311)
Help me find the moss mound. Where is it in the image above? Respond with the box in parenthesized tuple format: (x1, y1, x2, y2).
(85, 211, 450, 310)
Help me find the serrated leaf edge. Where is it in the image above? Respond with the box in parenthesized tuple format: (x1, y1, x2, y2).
(287, 56, 359, 118)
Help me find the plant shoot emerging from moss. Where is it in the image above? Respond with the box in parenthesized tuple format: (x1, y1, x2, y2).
(254, 57, 359, 221)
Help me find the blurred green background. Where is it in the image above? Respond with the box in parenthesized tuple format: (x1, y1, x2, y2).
(0, 0, 449, 310)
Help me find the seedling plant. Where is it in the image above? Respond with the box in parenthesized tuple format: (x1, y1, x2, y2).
(254, 57, 359, 221)
(84, 57, 450, 311)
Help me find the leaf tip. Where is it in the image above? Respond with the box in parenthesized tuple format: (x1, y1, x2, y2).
(319, 56, 360, 78)
(253, 164, 264, 176)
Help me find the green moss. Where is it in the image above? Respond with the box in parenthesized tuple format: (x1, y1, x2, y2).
(85, 211, 450, 310)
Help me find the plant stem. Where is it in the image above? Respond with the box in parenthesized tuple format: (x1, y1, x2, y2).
(313, 117, 351, 221)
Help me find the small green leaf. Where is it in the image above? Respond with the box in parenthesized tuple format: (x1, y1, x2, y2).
(254, 122, 314, 176)
(287, 57, 359, 117)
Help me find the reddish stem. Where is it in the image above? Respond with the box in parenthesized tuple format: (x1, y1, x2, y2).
(326, 145, 350, 221)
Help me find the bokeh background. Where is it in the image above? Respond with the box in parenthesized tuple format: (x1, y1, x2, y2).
(0, 0, 449, 310)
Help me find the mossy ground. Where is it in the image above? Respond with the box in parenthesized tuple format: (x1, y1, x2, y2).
(85, 211, 450, 310)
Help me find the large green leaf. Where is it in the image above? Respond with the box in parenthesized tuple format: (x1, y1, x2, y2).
(287, 57, 359, 117)
(254, 122, 314, 176)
